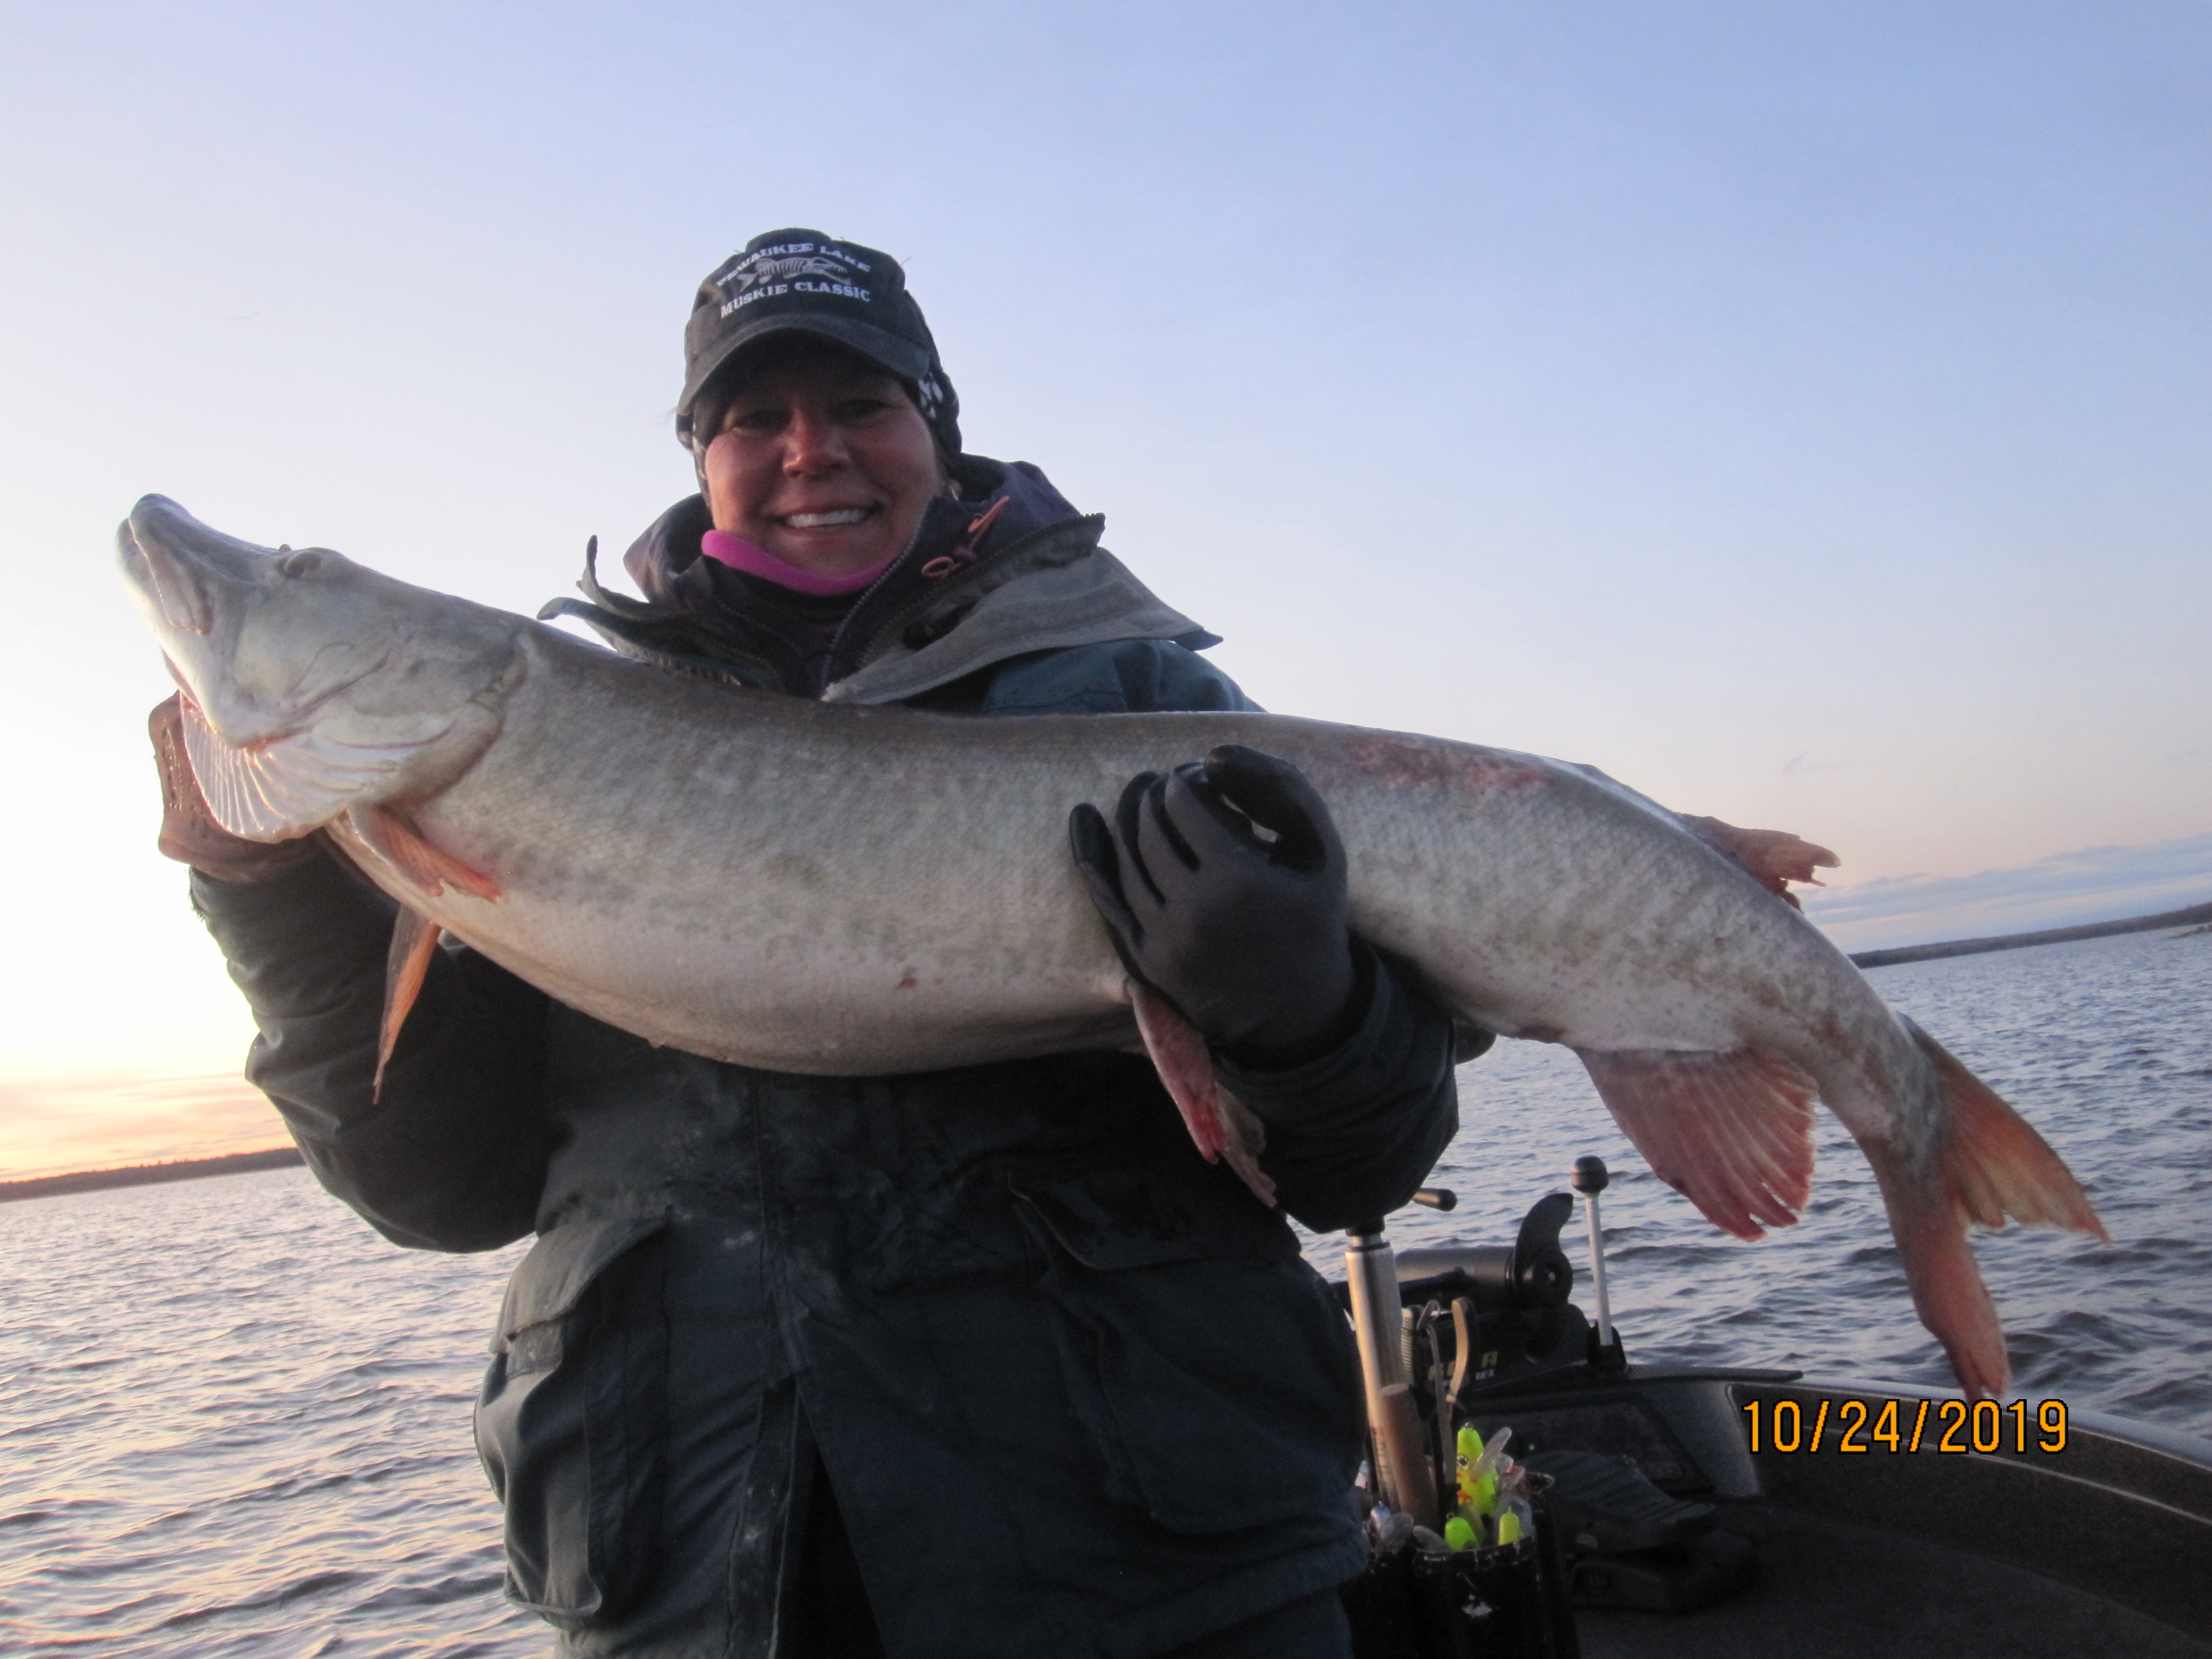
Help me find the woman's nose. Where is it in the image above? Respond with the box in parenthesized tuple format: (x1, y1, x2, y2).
(782, 408, 847, 474)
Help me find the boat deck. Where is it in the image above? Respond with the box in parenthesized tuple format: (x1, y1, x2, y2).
(1577, 1499, 2212, 1659)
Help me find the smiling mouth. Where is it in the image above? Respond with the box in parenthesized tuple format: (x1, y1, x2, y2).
(779, 508, 875, 530)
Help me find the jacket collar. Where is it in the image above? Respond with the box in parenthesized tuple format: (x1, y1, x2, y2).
(540, 456, 1218, 703)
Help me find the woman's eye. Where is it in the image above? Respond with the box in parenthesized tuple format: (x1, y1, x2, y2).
(835, 398, 891, 422)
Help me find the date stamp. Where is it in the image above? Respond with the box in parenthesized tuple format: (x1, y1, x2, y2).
(1741, 1396, 2070, 1454)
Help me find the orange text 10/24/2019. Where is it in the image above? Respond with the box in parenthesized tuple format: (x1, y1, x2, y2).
(1740, 1396, 2069, 1455)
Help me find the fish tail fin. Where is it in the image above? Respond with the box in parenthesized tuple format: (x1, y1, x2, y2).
(1129, 980, 1277, 1208)
(374, 907, 442, 1103)
(1578, 1046, 1818, 1239)
(1856, 1022, 2105, 1400)
(1907, 1019, 2107, 1239)
(1860, 1140, 2012, 1400)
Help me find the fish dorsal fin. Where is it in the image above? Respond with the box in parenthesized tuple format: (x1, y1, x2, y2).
(1679, 816, 1839, 910)
(374, 908, 443, 1102)
(1577, 1046, 1817, 1239)
(1129, 980, 1277, 1208)
(348, 804, 503, 901)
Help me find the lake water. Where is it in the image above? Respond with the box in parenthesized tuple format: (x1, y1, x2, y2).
(3, 928, 2206, 1655)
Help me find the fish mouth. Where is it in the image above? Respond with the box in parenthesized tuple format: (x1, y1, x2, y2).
(117, 495, 270, 637)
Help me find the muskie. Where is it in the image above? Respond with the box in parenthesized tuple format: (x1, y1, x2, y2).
(119, 495, 2104, 1399)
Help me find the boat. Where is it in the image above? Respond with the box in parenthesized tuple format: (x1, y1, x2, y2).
(1333, 1162, 2212, 1658)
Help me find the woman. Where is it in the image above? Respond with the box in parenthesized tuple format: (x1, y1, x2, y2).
(155, 229, 1463, 1658)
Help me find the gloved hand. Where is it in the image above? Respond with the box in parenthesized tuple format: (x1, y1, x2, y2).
(150, 694, 324, 884)
(1068, 744, 1364, 1065)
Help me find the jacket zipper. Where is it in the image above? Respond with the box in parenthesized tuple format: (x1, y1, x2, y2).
(832, 516, 1098, 686)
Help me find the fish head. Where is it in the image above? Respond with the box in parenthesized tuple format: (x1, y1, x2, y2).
(118, 495, 524, 839)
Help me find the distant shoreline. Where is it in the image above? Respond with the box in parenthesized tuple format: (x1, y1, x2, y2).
(0, 1146, 303, 1204)
(1848, 899, 2212, 969)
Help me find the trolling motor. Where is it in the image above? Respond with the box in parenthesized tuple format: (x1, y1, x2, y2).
(1342, 1161, 1631, 1510)
(1339, 1183, 1593, 1654)
(1342, 1163, 1745, 1637)
(1343, 1181, 1593, 1521)
(1393, 1191, 1575, 1312)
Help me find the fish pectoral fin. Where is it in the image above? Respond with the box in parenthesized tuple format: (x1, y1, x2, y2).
(1577, 1046, 1818, 1240)
(1681, 815, 1840, 909)
(1212, 1087, 1273, 1209)
(350, 804, 503, 902)
(1128, 979, 1278, 1209)
(180, 695, 433, 843)
(374, 907, 443, 1103)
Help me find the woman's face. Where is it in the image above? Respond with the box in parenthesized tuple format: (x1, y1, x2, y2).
(699, 340, 948, 578)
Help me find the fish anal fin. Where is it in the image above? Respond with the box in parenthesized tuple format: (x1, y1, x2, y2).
(375, 908, 442, 1103)
(1682, 815, 1839, 909)
(1129, 980, 1277, 1208)
(1577, 1046, 1818, 1240)
(355, 804, 503, 902)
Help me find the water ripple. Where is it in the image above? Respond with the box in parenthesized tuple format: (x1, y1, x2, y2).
(1, 928, 2204, 1652)
(0, 1173, 534, 1655)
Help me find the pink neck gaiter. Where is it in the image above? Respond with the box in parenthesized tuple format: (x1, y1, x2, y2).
(698, 529, 894, 597)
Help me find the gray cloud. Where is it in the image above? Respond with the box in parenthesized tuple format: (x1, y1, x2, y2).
(1802, 831, 2212, 953)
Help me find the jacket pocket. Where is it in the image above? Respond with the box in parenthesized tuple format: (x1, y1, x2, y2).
(1015, 1170, 1363, 1536)
(476, 1213, 670, 1630)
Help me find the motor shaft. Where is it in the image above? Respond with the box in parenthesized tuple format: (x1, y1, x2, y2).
(1345, 1224, 1439, 1528)
(1571, 1155, 1615, 1350)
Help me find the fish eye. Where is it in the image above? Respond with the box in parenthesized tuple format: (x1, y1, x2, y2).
(277, 549, 327, 578)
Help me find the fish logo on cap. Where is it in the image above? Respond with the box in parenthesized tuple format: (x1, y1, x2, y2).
(714, 242, 873, 316)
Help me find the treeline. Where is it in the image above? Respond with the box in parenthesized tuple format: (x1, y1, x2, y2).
(1849, 899, 2212, 970)
(0, 1145, 304, 1204)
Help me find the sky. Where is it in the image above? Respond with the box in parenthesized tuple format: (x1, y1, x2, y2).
(2, 0, 2207, 1175)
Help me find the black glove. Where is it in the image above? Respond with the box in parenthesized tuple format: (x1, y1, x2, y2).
(1068, 744, 1365, 1066)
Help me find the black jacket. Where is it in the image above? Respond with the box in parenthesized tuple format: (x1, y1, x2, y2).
(192, 461, 1460, 1658)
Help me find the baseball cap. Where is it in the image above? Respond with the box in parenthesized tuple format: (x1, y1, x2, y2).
(677, 228, 961, 456)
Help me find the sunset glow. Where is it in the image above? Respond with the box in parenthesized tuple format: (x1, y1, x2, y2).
(0, 1070, 285, 1183)
(3, 1, 2206, 1184)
